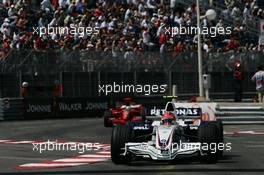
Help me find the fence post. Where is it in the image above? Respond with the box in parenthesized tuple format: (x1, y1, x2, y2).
(168, 70, 172, 95)
(18, 70, 22, 98)
(72, 72, 75, 97)
(0, 74, 2, 98)
(60, 72, 63, 97)
(98, 71, 101, 96)
(172, 85, 177, 96)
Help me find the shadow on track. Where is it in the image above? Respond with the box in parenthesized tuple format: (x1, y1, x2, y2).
(128, 154, 240, 166)
(3, 154, 256, 175)
(3, 168, 264, 175)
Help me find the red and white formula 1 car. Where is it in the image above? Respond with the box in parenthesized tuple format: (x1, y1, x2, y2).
(103, 98, 146, 127)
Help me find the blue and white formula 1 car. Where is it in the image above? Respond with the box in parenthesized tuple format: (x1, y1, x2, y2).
(111, 101, 223, 164)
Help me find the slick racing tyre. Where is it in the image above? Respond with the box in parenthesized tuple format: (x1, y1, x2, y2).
(212, 120, 224, 156)
(198, 122, 220, 163)
(140, 108, 147, 122)
(111, 124, 132, 164)
(103, 111, 113, 127)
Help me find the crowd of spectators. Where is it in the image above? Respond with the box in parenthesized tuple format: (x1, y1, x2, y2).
(0, 0, 264, 62)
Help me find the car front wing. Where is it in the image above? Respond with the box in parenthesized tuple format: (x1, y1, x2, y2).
(123, 142, 202, 160)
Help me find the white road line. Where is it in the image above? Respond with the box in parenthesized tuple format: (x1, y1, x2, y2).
(235, 131, 255, 134)
(78, 154, 110, 158)
(54, 158, 108, 163)
(224, 131, 264, 135)
(97, 151, 111, 154)
(18, 163, 88, 168)
(6, 141, 35, 144)
(0, 140, 11, 143)
(244, 145, 264, 148)
(17, 150, 111, 169)
(251, 132, 264, 135)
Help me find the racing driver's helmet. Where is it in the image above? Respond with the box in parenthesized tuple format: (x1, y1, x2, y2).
(161, 112, 176, 125)
(124, 98, 133, 106)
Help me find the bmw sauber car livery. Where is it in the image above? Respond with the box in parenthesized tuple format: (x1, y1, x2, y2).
(124, 122, 201, 160)
(111, 102, 223, 164)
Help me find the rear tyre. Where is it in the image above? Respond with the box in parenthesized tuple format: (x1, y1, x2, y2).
(103, 111, 113, 127)
(140, 108, 147, 122)
(111, 124, 132, 164)
(198, 122, 220, 163)
(214, 120, 224, 156)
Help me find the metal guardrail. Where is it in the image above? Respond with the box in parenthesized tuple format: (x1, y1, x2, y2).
(0, 98, 24, 120)
(0, 99, 4, 120)
(216, 103, 264, 124)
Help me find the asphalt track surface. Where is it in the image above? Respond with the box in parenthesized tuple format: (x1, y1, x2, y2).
(0, 118, 264, 175)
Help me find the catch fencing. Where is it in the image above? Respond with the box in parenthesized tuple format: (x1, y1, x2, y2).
(0, 50, 263, 99)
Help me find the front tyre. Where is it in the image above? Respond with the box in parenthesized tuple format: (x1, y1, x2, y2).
(213, 120, 224, 156)
(198, 122, 220, 163)
(111, 124, 132, 164)
(103, 111, 113, 127)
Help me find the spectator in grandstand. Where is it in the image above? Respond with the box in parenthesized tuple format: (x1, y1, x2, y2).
(233, 61, 243, 102)
(124, 47, 135, 60)
(41, 0, 53, 11)
(59, 0, 70, 9)
(20, 81, 29, 98)
(0, 49, 4, 60)
(0, 0, 263, 58)
(251, 65, 264, 103)
(52, 80, 62, 98)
